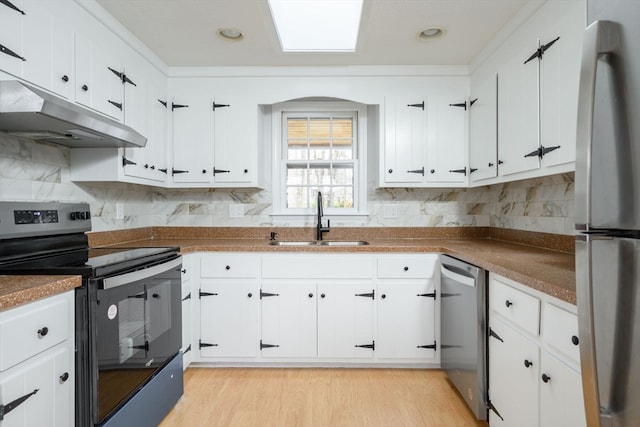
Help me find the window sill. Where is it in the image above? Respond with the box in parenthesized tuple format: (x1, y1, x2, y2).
(270, 212, 370, 222)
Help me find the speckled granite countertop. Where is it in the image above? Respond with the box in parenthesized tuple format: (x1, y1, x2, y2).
(0, 275, 82, 311)
(90, 226, 577, 305)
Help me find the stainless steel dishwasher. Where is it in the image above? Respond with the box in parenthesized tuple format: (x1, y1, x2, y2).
(440, 254, 488, 420)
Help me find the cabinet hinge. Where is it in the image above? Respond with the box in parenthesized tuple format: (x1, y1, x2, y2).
(158, 99, 168, 108)
(122, 156, 137, 167)
(213, 168, 231, 176)
(181, 292, 191, 301)
(417, 291, 437, 300)
(417, 341, 437, 350)
(355, 341, 375, 350)
(449, 101, 468, 110)
(524, 36, 560, 64)
(469, 98, 478, 108)
(199, 290, 218, 298)
(0, 389, 39, 421)
(489, 327, 504, 343)
(171, 102, 189, 111)
(260, 340, 279, 350)
(487, 400, 505, 421)
(407, 167, 425, 176)
(212, 102, 230, 111)
(199, 340, 217, 349)
(183, 344, 191, 354)
(108, 100, 123, 111)
(406, 101, 425, 110)
(0, 0, 25, 15)
(0, 43, 26, 61)
(172, 168, 189, 176)
(449, 167, 468, 176)
(524, 145, 561, 159)
(260, 290, 279, 299)
(355, 290, 375, 299)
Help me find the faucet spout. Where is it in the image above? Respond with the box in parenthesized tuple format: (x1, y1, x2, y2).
(316, 191, 330, 240)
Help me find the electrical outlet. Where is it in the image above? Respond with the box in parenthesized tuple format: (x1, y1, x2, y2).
(229, 204, 245, 218)
(383, 204, 398, 219)
(116, 203, 124, 220)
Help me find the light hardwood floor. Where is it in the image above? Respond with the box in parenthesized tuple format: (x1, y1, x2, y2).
(159, 368, 488, 427)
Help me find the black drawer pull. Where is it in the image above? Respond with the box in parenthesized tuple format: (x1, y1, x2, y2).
(81, 84, 88, 91)
(225, 265, 231, 270)
(524, 359, 533, 368)
(403, 266, 409, 271)
(320, 293, 326, 299)
(505, 300, 513, 308)
(381, 294, 386, 299)
(37, 327, 49, 337)
(571, 335, 579, 346)
(247, 293, 253, 298)
(59, 372, 69, 383)
(541, 373, 551, 383)
(61, 75, 69, 82)
(308, 293, 314, 298)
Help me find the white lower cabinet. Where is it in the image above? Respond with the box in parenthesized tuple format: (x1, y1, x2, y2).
(199, 280, 260, 358)
(317, 282, 375, 359)
(193, 252, 439, 365)
(488, 273, 585, 427)
(0, 291, 74, 427)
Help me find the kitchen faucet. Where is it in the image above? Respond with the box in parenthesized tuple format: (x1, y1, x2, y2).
(316, 191, 330, 240)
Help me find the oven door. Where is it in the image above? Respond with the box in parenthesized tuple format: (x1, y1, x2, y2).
(89, 256, 182, 425)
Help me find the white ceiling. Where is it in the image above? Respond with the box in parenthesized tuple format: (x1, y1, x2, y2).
(95, 0, 535, 67)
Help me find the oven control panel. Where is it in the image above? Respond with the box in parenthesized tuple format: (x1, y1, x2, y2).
(14, 209, 60, 224)
(0, 202, 92, 239)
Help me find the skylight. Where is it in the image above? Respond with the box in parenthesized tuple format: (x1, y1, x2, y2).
(268, 0, 363, 52)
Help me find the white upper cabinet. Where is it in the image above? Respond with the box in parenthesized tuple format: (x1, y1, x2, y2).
(382, 91, 468, 188)
(0, 0, 74, 99)
(470, 0, 585, 186)
(469, 73, 498, 183)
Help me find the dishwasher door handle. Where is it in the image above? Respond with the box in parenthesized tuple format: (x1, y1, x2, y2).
(441, 263, 476, 287)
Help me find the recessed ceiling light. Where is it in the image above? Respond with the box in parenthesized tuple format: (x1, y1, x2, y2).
(217, 27, 244, 41)
(268, 0, 363, 52)
(418, 27, 446, 41)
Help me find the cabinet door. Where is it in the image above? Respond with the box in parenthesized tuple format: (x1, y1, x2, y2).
(539, 0, 584, 169)
(181, 294, 193, 368)
(49, 13, 74, 99)
(199, 281, 259, 358)
(260, 282, 317, 358)
(488, 318, 539, 427)
(469, 73, 498, 183)
(20, 0, 51, 91)
(171, 95, 213, 185)
(377, 281, 436, 360)
(0, 0, 24, 77)
(539, 352, 587, 427)
(212, 99, 256, 184)
(426, 96, 467, 184)
(383, 96, 427, 184)
(497, 42, 540, 177)
(317, 282, 375, 359)
(0, 347, 72, 427)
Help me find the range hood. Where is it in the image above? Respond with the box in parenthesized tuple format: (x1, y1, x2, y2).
(0, 80, 147, 148)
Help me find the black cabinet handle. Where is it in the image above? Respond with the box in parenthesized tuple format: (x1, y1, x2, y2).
(202, 169, 207, 174)
(430, 169, 435, 174)
(320, 293, 326, 299)
(308, 293, 314, 298)
(59, 372, 70, 383)
(152, 293, 160, 299)
(81, 84, 88, 91)
(37, 327, 49, 337)
(0, 0, 26, 14)
(388, 169, 393, 174)
(0, 43, 26, 61)
(244, 169, 249, 173)
(247, 293, 253, 298)
(403, 266, 409, 271)
(488, 162, 494, 167)
(144, 164, 149, 169)
(181, 269, 187, 273)
(571, 335, 579, 346)
(225, 265, 231, 270)
(61, 75, 69, 82)
(505, 300, 513, 307)
(381, 294, 386, 299)
(524, 359, 533, 368)
(541, 373, 551, 383)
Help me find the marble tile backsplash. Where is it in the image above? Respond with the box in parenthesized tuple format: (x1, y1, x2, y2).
(0, 134, 575, 234)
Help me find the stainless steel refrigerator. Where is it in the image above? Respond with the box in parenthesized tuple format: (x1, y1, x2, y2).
(575, 1, 640, 426)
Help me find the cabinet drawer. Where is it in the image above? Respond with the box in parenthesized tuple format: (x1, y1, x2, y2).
(377, 255, 438, 279)
(490, 278, 540, 336)
(262, 255, 374, 279)
(0, 295, 69, 372)
(200, 254, 259, 278)
(543, 303, 580, 364)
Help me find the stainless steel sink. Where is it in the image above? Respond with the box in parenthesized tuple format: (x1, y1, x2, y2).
(317, 241, 369, 246)
(267, 240, 370, 246)
(267, 241, 317, 246)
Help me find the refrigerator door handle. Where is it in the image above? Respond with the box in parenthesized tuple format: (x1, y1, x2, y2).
(575, 20, 620, 230)
(576, 235, 602, 427)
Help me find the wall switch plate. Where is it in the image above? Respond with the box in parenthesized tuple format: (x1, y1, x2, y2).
(229, 204, 245, 218)
(383, 204, 398, 219)
(116, 203, 124, 220)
